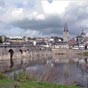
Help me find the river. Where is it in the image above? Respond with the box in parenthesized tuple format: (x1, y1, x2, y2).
(4, 58, 88, 88)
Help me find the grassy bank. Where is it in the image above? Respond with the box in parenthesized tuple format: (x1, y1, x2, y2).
(0, 70, 79, 88)
(83, 51, 88, 56)
(0, 79, 79, 88)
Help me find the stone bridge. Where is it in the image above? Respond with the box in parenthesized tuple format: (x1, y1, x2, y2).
(0, 44, 87, 72)
(0, 45, 52, 72)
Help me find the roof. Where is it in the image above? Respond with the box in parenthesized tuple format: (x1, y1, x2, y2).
(36, 41, 47, 46)
(68, 39, 77, 46)
(54, 41, 67, 45)
(84, 37, 88, 42)
(22, 42, 33, 46)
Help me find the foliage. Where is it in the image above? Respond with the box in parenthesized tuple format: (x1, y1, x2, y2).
(15, 71, 27, 82)
(0, 79, 79, 88)
(0, 72, 7, 80)
(0, 71, 79, 88)
(83, 51, 88, 56)
(0, 36, 2, 43)
(13, 71, 36, 82)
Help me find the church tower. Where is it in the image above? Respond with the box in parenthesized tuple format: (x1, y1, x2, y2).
(63, 23, 69, 42)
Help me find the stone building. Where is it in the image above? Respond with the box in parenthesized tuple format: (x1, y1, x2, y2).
(76, 30, 86, 44)
(53, 41, 69, 49)
(81, 30, 86, 38)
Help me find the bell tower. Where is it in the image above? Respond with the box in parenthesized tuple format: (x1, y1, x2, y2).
(63, 23, 69, 42)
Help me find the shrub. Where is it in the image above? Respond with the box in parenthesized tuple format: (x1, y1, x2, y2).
(0, 72, 6, 80)
(16, 71, 26, 82)
(83, 52, 88, 56)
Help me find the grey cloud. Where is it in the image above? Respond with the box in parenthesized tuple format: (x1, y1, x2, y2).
(11, 2, 88, 37)
(2, 1, 88, 37)
(63, 2, 88, 36)
(12, 15, 64, 36)
(0, 0, 5, 7)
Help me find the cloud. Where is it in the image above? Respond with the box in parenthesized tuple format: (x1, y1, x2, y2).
(63, 1, 88, 35)
(0, 0, 43, 22)
(0, 0, 88, 38)
(0, 0, 5, 7)
(11, 14, 64, 36)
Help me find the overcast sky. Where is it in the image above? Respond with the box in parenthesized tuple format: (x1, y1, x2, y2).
(0, 0, 88, 38)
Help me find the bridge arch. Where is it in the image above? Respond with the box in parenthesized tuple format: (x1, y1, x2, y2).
(8, 49, 14, 68)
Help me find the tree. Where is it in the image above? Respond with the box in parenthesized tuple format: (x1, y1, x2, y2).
(85, 45, 87, 50)
(9, 49, 14, 68)
(19, 49, 23, 54)
(0, 36, 2, 43)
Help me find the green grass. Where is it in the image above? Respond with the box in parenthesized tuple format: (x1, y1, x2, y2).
(0, 79, 79, 88)
(0, 79, 15, 88)
(0, 71, 79, 88)
(18, 81, 79, 88)
(83, 51, 88, 56)
(0, 79, 13, 84)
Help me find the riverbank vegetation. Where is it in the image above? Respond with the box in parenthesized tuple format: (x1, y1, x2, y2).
(0, 71, 79, 88)
(83, 51, 88, 56)
(0, 79, 79, 88)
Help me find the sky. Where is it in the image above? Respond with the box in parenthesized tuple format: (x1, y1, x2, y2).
(0, 0, 88, 38)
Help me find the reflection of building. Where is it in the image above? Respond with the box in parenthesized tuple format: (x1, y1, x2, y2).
(63, 23, 69, 42)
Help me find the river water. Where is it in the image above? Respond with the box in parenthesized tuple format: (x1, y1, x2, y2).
(4, 58, 88, 88)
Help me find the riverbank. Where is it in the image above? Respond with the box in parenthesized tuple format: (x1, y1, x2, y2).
(0, 78, 78, 88)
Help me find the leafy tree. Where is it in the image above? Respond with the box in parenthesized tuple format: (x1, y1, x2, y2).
(0, 36, 2, 43)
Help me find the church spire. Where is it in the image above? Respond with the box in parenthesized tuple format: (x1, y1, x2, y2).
(63, 23, 69, 42)
(64, 23, 68, 32)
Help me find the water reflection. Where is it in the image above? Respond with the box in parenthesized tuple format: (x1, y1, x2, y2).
(0, 54, 88, 87)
